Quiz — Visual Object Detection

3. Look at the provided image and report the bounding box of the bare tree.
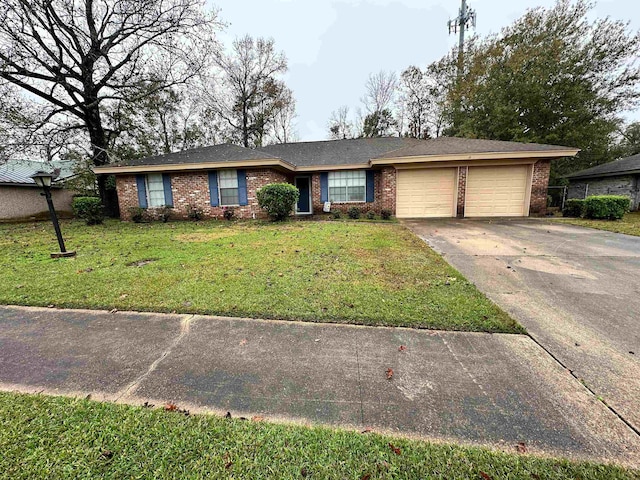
[362,70,398,114]
[272,87,298,144]
[208,35,292,148]
[327,106,354,139]
[399,66,430,139]
[0,0,221,213]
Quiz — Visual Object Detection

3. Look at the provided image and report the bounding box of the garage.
[396,168,457,218]
[465,165,530,217]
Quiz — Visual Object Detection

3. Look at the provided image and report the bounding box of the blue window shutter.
[320,172,329,202]
[136,174,147,208]
[208,171,219,207]
[366,170,375,203]
[162,173,173,207]
[237,169,248,206]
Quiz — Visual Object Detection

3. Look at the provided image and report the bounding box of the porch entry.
[295,176,312,215]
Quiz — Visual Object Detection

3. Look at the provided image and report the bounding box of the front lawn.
[555,211,640,237]
[0,392,635,479]
[0,219,519,333]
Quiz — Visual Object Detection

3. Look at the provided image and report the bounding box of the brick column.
[456,167,467,218]
[529,159,551,216]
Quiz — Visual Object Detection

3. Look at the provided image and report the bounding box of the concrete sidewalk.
[0,305,639,467]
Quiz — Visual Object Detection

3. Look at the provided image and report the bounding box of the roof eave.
[370,149,580,165]
[566,169,640,180]
[93,158,296,174]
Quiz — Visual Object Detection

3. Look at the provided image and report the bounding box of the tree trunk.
[86,105,119,217]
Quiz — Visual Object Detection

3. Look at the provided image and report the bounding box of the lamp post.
[31,171,76,258]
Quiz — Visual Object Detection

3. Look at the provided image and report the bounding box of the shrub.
[366,211,376,220]
[186,204,203,221]
[72,196,104,225]
[159,206,172,223]
[257,183,300,221]
[347,206,361,219]
[562,199,584,218]
[222,206,235,221]
[128,207,146,223]
[380,209,392,220]
[583,195,630,220]
[332,210,342,219]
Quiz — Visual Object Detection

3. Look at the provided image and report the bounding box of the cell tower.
[448,0,477,73]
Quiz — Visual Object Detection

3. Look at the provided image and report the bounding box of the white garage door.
[465,165,530,217]
[396,168,457,218]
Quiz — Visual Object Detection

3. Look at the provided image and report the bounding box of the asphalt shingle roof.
[259,137,420,166]
[374,136,574,159]
[565,153,640,179]
[112,143,281,167]
[0,160,75,186]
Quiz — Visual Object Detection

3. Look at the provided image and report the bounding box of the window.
[218,170,239,206]
[328,171,366,202]
[146,173,165,207]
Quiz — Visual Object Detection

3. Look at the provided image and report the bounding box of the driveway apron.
[404,218,640,437]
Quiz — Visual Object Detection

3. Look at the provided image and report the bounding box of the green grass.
[0,219,519,333]
[0,392,635,479]
[555,212,640,236]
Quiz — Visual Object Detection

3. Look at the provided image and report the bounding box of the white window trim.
[145,173,166,208]
[217,169,240,207]
[328,170,367,204]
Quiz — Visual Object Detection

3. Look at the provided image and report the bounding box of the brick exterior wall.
[309,168,396,215]
[116,168,290,221]
[456,166,467,218]
[529,159,551,216]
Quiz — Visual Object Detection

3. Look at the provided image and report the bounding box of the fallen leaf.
[480,472,492,480]
[119,293,128,299]
[142,401,154,408]
[398,345,407,351]
[47,304,54,308]
[225,411,232,419]
[100,450,114,460]
[109,308,118,314]
[388,443,401,455]
[361,428,373,434]
[164,403,178,412]
[386,368,394,380]
[239,338,247,346]
[361,474,371,480]
[225,461,233,470]
[251,415,264,422]
[301,467,309,477]
[516,442,527,453]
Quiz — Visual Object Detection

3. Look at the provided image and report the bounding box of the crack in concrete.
[115,314,194,401]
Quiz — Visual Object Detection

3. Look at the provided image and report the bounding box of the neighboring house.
[94,137,578,221]
[565,153,640,211]
[0,160,76,221]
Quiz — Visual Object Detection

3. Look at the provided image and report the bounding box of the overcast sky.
[209,0,640,141]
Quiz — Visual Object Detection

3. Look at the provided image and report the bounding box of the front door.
[295,177,312,215]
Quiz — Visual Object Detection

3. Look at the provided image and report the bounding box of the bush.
[347,206,361,219]
[159,206,172,223]
[72,196,104,225]
[186,204,203,221]
[583,195,630,220]
[128,207,146,223]
[222,207,235,221]
[380,209,392,220]
[366,211,376,220]
[332,210,342,219]
[257,183,300,221]
[562,199,585,218]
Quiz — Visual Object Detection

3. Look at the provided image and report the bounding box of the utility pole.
[448,0,477,75]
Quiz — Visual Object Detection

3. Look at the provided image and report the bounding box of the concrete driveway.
[404,218,640,436]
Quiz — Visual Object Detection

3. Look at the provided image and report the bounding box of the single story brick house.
[94,137,578,220]
[565,153,640,211]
